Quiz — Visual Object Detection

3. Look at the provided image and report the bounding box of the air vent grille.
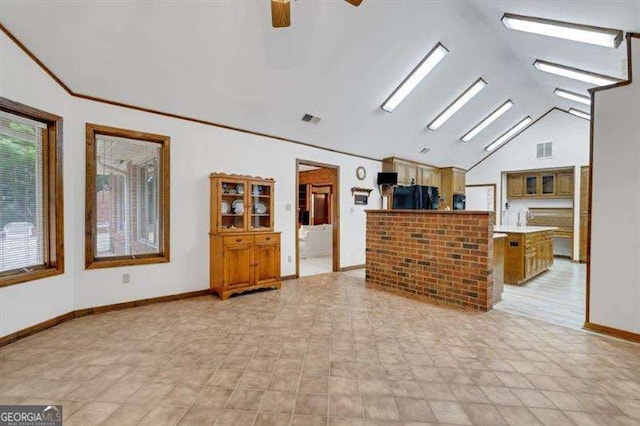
[301,113,321,125]
[536,142,552,159]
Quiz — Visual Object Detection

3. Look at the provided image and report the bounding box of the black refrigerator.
[393,185,440,210]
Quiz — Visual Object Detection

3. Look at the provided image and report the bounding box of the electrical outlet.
[122,273,130,284]
[287,255,292,263]
[285,203,292,211]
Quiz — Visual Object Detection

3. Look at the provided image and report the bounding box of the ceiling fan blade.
[271,0,291,28]
[345,0,363,6]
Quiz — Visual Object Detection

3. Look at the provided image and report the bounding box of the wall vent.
[301,113,321,124]
[536,142,552,159]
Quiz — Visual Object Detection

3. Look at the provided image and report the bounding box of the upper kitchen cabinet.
[382,157,440,187]
[439,167,466,209]
[556,171,574,196]
[506,168,574,199]
[507,174,524,198]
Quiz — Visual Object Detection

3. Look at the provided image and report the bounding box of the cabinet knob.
[265,237,271,241]
[235,238,242,242]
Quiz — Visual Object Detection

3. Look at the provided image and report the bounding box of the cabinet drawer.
[223,235,254,246]
[255,233,280,244]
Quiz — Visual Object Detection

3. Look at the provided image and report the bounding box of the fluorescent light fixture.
[502,13,623,48]
[534,60,620,86]
[568,108,591,120]
[428,78,487,130]
[381,43,449,112]
[485,116,533,152]
[461,99,514,142]
[554,88,591,105]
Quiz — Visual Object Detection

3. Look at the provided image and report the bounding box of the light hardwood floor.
[1,270,638,425]
[494,259,586,330]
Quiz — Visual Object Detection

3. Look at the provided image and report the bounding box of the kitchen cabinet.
[525,175,539,196]
[506,168,574,199]
[382,157,441,188]
[541,174,555,195]
[500,228,554,285]
[439,167,466,209]
[579,166,590,262]
[210,173,281,299]
[557,172,574,196]
[507,174,524,198]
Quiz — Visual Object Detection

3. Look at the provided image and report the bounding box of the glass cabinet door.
[525,175,538,196]
[541,174,555,195]
[219,179,247,232]
[249,183,273,231]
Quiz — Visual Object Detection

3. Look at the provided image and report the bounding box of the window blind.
[0,111,46,273]
[95,134,161,258]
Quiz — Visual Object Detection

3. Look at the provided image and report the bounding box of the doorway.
[295,160,339,277]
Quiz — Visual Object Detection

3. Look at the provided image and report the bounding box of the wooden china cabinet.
[209,173,281,300]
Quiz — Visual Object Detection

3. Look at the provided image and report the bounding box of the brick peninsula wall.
[366,210,495,311]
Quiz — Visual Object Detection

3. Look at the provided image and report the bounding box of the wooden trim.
[0,20,380,163]
[466,108,560,172]
[74,289,210,317]
[0,22,73,95]
[281,274,297,281]
[0,96,65,288]
[0,312,74,347]
[0,289,210,348]
[583,322,640,344]
[339,264,365,272]
[85,123,170,269]
[585,33,639,324]
[295,159,340,277]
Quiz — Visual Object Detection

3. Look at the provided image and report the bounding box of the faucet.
[517,208,533,227]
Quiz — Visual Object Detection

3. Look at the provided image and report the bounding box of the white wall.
[589,36,640,334]
[0,29,381,335]
[466,109,590,259]
[0,29,75,337]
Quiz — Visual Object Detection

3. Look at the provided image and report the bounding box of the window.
[86,124,170,269]
[0,97,64,287]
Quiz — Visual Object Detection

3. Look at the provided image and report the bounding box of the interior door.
[223,243,253,289]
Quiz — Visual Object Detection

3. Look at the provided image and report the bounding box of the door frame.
[465,183,497,224]
[295,159,340,277]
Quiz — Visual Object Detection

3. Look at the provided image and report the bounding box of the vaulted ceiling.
[1,0,638,168]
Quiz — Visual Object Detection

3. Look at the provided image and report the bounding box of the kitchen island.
[366,210,496,311]
[494,225,558,285]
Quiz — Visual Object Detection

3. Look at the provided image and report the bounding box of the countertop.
[493,233,508,239]
[493,225,558,234]
[366,209,491,215]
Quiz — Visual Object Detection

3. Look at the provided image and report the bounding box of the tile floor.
[495,259,586,330]
[1,272,639,425]
[299,255,333,277]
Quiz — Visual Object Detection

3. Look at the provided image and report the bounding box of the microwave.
[452,194,466,210]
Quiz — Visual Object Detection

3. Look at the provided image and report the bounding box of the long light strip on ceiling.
[485,116,533,152]
[554,88,591,105]
[568,108,591,120]
[428,78,487,130]
[381,43,449,112]
[502,13,623,48]
[534,60,620,86]
[461,99,514,142]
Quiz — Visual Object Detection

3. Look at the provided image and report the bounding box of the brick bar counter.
[366,210,495,311]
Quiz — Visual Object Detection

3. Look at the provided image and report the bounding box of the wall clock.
[356,166,366,180]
